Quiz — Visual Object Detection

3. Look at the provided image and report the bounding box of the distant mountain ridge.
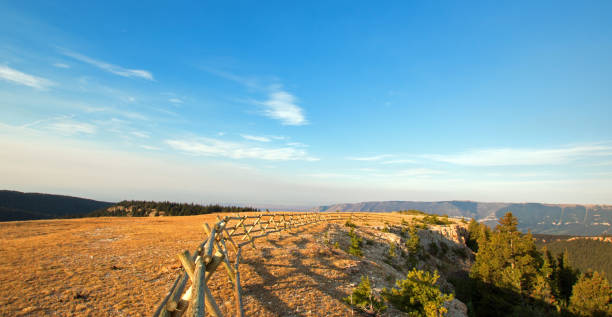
[0,190,114,221]
[316,200,612,235]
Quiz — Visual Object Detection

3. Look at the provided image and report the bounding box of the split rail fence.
[152,212,401,317]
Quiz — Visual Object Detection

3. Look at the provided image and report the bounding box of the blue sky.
[1,1,612,206]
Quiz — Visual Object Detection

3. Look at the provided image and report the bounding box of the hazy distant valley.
[3,190,612,236]
[318,200,612,236]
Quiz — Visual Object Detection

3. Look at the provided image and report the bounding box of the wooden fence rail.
[152,212,402,317]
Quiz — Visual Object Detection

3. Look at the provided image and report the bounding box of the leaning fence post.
[216,216,239,251]
[240,217,256,249]
[203,224,218,264]
[234,247,244,317]
[204,224,236,283]
[219,238,236,284]
[190,257,206,317]
[154,272,182,317]
[178,251,196,282]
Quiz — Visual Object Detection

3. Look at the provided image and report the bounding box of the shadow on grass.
[241,220,579,317]
[240,223,355,316]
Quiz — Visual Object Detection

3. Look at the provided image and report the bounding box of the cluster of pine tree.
[537,238,612,282]
[458,212,612,316]
[88,200,258,217]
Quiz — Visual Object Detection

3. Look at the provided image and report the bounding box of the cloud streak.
[130,131,150,138]
[381,159,416,164]
[60,50,154,80]
[140,145,160,151]
[347,154,393,161]
[241,134,271,142]
[165,137,318,161]
[204,67,260,89]
[0,65,54,89]
[397,168,445,177]
[47,120,97,135]
[259,89,307,126]
[426,145,612,166]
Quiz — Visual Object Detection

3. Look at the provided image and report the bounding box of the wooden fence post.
[203,223,236,284]
[189,257,206,317]
[234,247,244,317]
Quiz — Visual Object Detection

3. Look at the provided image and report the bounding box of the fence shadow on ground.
[152,212,449,317]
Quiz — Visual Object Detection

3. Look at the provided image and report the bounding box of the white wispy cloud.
[241,134,271,142]
[53,63,70,69]
[206,69,307,125]
[169,98,183,104]
[17,115,97,136]
[91,117,130,135]
[140,145,160,151]
[60,49,154,80]
[356,168,380,172]
[131,131,150,138]
[259,89,307,125]
[426,145,612,166]
[19,115,72,129]
[203,67,260,89]
[397,168,445,177]
[347,154,393,161]
[83,106,148,121]
[591,160,612,166]
[287,142,308,148]
[0,65,54,89]
[47,120,97,135]
[165,137,318,161]
[381,159,416,164]
[306,172,360,180]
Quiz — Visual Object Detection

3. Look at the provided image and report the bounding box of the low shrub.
[388,243,397,258]
[348,228,363,257]
[344,276,387,314]
[421,215,452,226]
[382,268,453,316]
[397,210,427,216]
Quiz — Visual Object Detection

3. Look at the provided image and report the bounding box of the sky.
[1,1,612,206]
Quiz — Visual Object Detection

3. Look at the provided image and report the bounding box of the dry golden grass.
[0,215,218,316]
[0,214,360,316]
[0,213,466,316]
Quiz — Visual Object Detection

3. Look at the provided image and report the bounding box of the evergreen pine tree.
[569,271,612,317]
[382,268,453,317]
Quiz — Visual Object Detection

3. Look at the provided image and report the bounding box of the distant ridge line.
[315,200,612,236]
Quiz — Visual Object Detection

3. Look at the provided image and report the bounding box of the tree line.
[88,200,259,217]
[536,238,612,282]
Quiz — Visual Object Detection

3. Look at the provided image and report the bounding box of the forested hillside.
[536,238,612,282]
[89,200,259,217]
[0,190,113,221]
